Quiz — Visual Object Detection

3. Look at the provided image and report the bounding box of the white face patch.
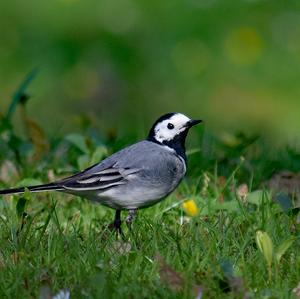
[154,113,191,143]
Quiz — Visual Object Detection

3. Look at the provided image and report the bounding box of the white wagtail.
[0,113,202,231]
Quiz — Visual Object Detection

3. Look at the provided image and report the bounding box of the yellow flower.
[182,199,198,217]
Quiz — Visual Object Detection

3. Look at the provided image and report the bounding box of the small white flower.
[52,289,70,299]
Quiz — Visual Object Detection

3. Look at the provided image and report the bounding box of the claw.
[125,209,137,229]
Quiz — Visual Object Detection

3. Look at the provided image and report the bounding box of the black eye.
[167,123,174,130]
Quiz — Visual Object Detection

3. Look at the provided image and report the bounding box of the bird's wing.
[60,165,140,191]
[57,140,182,192]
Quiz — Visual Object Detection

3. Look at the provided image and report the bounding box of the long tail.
[0,182,64,196]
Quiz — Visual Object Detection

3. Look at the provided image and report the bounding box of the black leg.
[113,210,122,234]
[125,209,137,228]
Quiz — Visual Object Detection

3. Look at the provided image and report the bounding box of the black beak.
[186,119,202,128]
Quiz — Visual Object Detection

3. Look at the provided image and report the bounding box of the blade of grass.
[6,68,38,120]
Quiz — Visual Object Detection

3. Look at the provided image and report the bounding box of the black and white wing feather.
[61,166,140,191]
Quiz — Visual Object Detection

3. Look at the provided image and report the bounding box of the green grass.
[0,85,299,298]
[0,164,299,298]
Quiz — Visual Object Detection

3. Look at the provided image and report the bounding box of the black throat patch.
[147,130,188,161]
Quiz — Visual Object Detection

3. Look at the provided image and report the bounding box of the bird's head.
[147,112,202,157]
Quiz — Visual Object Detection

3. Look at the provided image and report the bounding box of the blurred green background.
[1,0,300,143]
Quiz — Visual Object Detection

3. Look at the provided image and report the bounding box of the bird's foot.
[108,209,137,237]
[108,210,124,237]
[113,218,122,235]
[125,209,137,230]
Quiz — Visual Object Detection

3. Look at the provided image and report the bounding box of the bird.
[0,112,202,232]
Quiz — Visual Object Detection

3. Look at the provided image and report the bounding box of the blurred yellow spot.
[219,132,240,147]
[182,199,198,216]
[172,39,210,76]
[224,27,264,65]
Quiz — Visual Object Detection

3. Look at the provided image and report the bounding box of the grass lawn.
[0,82,299,298]
[0,135,299,299]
